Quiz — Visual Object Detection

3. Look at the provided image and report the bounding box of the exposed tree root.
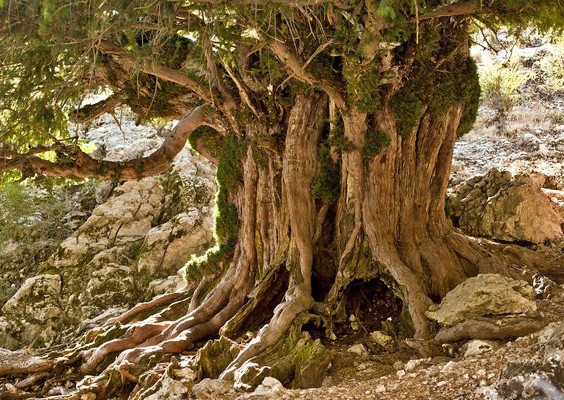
[220,283,314,380]
[435,317,548,343]
[0,358,56,376]
[103,289,190,327]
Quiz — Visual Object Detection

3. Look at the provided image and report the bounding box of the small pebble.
[393,361,404,370]
[441,361,456,372]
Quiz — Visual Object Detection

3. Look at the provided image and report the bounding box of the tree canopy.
[0,0,561,183]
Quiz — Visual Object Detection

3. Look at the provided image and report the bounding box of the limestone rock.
[190,378,233,399]
[234,362,273,392]
[141,374,190,400]
[347,343,369,357]
[450,169,564,243]
[369,331,394,351]
[475,322,564,400]
[238,377,292,399]
[428,274,537,327]
[0,275,63,349]
[463,340,499,357]
[137,209,212,276]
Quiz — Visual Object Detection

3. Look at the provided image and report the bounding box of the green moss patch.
[343,56,381,113]
[311,143,340,203]
[248,314,332,389]
[391,34,481,139]
[364,129,391,160]
[215,136,246,246]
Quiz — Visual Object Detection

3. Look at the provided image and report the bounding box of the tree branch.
[69,93,122,124]
[435,317,547,343]
[268,38,346,109]
[202,31,232,104]
[414,0,478,21]
[0,105,224,180]
[98,41,216,105]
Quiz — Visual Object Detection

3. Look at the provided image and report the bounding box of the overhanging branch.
[0,105,224,180]
[70,93,123,124]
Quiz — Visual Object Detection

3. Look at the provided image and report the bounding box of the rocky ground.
[213,291,564,400]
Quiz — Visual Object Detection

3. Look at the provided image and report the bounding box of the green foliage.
[250,51,286,88]
[377,0,398,21]
[0,181,95,251]
[343,56,381,112]
[539,38,564,92]
[375,0,415,43]
[0,279,16,306]
[215,136,245,246]
[311,143,340,203]
[483,0,564,34]
[183,245,231,283]
[479,59,534,117]
[122,73,189,122]
[0,183,33,246]
[364,129,391,160]
[156,35,193,70]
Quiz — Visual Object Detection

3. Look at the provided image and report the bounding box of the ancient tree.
[0,0,561,398]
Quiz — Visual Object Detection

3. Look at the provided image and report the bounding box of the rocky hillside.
[0,111,217,349]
